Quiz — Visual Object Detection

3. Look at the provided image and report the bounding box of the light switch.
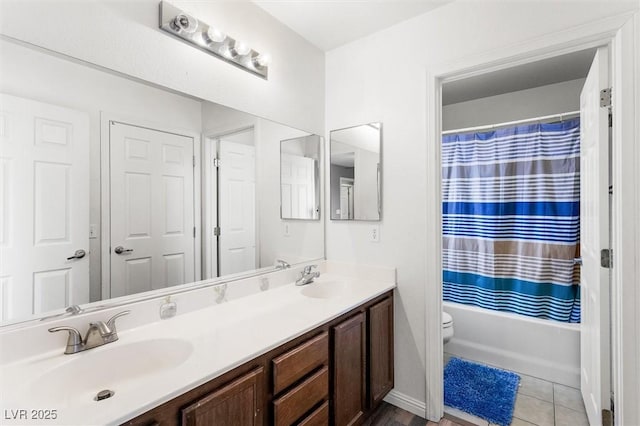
[283,222,290,237]
[89,224,98,239]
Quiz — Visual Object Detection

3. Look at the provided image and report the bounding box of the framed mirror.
[280,136,321,220]
[0,38,324,327]
[330,122,382,221]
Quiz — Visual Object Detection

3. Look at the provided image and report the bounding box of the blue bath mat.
[444,357,520,426]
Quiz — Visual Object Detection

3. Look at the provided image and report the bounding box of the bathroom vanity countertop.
[0,273,395,425]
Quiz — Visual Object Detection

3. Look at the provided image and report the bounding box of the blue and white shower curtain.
[442,118,581,323]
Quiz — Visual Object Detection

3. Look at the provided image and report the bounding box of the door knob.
[67,249,86,260]
[114,246,133,255]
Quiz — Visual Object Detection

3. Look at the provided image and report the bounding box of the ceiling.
[253,0,450,51]
[443,48,597,105]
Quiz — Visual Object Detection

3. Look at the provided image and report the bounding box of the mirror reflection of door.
[339,178,354,220]
[330,123,381,221]
[281,154,316,219]
[280,135,321,221]
[217,129,257,276]
[0,94,90,320]
[109,121,195,298]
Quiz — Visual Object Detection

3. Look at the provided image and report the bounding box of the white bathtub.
[443,301,580,388]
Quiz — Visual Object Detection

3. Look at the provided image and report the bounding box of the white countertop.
[0,269,395,425]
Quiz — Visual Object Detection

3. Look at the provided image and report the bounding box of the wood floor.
[365,402,464,426]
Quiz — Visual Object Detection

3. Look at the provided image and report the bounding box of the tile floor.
[444,353,590,426]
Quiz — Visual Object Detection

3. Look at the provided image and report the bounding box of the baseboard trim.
[383,389,427,418]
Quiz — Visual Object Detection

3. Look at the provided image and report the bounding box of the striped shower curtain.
[442,118,581,323]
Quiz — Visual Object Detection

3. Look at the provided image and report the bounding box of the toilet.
[443,311,454,344]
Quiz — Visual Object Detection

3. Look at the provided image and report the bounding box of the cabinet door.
[368,297,394,407]
[181,367,264,426]
[333,312,366,426]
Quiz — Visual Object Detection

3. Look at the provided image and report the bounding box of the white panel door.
[580,46,610,426]
[281,153,316,219]
[218,140,256,276]
[109,122,194,297]
[0,93,89,321]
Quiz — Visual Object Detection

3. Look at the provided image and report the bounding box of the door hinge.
[193,156,196,167]
[193,227,196,238]
[601,249,612,268]
[213,158,221,168]
[214,226,220,236]
[600,88,612,108]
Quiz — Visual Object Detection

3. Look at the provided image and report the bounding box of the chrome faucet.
[295,265,320,286]
[48,310,130,354]
[275,259,291,269]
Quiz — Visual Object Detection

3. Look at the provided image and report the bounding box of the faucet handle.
[106,310,130,332]
[275,259,291,269]
[48,326,83,354]
[303,264,318,274]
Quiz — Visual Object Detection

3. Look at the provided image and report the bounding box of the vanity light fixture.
[159,1,270,79]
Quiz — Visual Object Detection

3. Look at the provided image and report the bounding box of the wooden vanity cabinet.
[123,291,393,426]
[333,313,367,426]
[181,367,264,426]
[367,297,394,407]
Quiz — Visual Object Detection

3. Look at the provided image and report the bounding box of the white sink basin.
[300,280,347,299]
[29,338,193,403]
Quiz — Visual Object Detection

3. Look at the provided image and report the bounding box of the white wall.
[0,39,203,302]
[0,0,325,135]
[202,102,257,136]
[443,78,585,131]
[325,0,639,413]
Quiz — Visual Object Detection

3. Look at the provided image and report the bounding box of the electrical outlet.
[370,225,380,242]
[283,222,290,237]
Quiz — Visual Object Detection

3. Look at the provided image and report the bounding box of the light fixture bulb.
[254,53,271,68]
[172,13,198,34]
[233,41,251,56]
[206,27,226,43]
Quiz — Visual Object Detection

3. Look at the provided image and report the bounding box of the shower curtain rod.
[441,110,580,135]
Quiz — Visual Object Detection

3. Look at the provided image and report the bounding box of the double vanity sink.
[0,265,396,425]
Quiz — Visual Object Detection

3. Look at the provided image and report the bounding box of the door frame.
[339,177,354,220]
[100,112,202,300]
[202,125,258,279]
[424,11,640,424]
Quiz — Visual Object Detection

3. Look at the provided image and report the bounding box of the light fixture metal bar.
[159,1,269,79]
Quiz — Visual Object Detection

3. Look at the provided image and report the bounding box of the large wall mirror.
[330,123,382,221]
[0,38,324,326]
[280,136,321,220]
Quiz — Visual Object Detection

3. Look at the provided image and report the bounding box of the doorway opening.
[439,46,611,426]
[203,127,257,279]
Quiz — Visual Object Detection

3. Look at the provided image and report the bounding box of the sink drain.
[94,389,115,401]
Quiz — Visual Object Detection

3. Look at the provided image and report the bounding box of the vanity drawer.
[273,366,329,426]
[272,331,328,394]
[298,401,329,426]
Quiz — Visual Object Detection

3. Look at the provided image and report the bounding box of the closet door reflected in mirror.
[330,123,382,221]
[280,136,321,220]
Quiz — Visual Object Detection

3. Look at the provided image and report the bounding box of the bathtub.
[443,301,580,388]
